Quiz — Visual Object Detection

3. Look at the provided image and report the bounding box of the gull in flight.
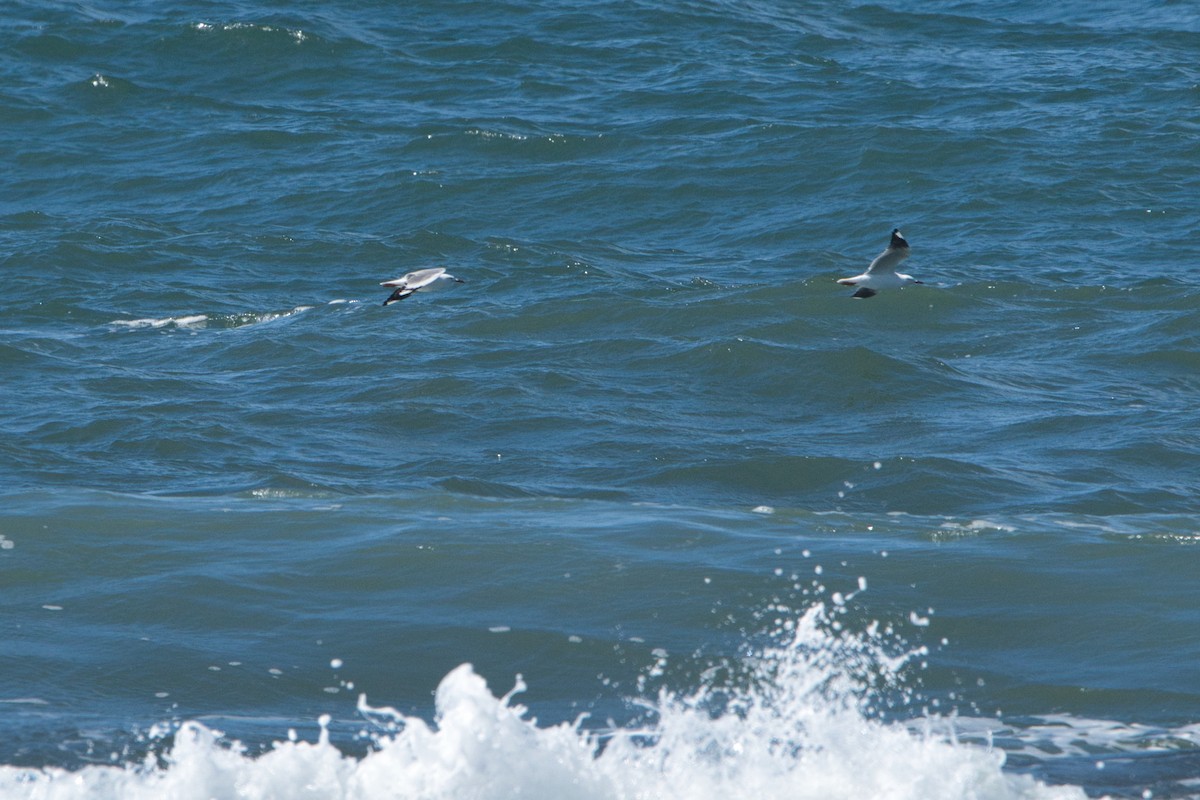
[380,267,464,305]
[837,229,922,298]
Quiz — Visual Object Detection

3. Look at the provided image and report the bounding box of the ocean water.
[2,0,1200,797]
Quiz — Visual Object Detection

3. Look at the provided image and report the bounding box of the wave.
[107,302,357,332]
[0,600,1086,800]
[109,314,210,329]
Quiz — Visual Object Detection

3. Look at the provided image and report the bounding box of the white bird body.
[836,229,922,298]
[380,267,464,305]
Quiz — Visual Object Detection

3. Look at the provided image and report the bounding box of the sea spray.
[0,599,1084,800]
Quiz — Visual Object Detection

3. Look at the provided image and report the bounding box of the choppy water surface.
[2,1,1200,797]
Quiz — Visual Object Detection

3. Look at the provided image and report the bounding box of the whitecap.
[0,602,1086,800]
[109,314,208,329]
[225,306,313,327]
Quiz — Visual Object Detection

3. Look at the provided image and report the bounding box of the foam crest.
[0,603,1086,800]
[223,306,314,327]
[191,21,309,44]
[589,604,1082,800]
[109,306,320,332]
[109,314,209,329]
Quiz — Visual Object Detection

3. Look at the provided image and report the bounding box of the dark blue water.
[3,2,1200,797]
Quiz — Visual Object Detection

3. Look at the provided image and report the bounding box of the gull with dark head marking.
[380,267,464,305]
[837,229,923,298]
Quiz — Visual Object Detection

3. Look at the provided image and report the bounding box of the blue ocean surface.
[2,0,1200,797]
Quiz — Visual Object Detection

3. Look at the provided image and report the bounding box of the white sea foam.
[109,314,209,329]
[110,306,317,332]
[226,306,313,327]
[952,713,1200,760]
[0,602,1087,800]
[191,21,308,43]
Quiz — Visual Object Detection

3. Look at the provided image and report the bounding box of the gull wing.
[383,287,417,305]
[402,267,446,289]
[865,229,909,274]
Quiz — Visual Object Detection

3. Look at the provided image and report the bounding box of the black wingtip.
[383,288,412,305]
[889,228,909,249]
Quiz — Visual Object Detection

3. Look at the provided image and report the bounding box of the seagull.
[380,267,464,305]
[836,229,922,298]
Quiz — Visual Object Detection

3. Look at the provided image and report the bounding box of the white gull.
[836,228,922,298]
[380,267,464,305]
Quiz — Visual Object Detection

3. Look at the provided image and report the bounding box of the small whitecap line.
[110,305,318,331]
[227,306,313,327]
[937,519,1017,534]
[190,21,307,43]
[466,128,528,141]
[110,314,208,329]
